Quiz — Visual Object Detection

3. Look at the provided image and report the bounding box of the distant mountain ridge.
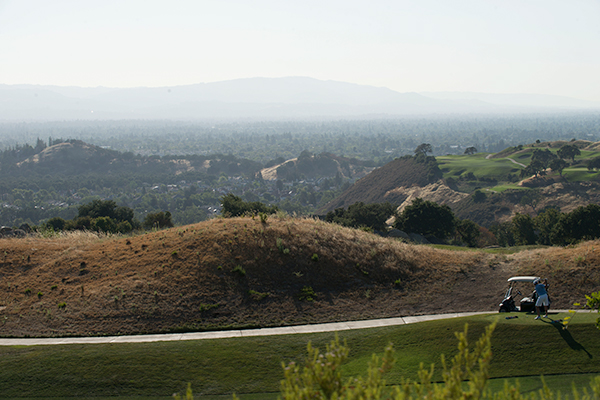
[1,77,599,120]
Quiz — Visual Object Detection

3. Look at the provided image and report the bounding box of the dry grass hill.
[1,216,599,337]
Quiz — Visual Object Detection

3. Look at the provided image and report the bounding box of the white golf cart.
[498,276,540,313]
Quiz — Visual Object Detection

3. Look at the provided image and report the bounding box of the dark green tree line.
[394,198,456,239]
[325,202,396,231]
[492,204,600,246]
[220,194,278,217]
[42,200,174,234]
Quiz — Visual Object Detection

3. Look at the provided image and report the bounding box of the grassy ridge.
[1,313,599,398]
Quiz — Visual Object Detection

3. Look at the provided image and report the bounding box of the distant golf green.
[437,147,600,186]
[563,165,600,182]
[1,313,598,399]
[437,153,521,180]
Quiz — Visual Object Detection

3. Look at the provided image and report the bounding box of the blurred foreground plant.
[586,291,600,330]
[562,291,600,331]
[279,323,496,400]
[174,320,600,400]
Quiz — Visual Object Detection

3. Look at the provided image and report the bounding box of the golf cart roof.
[507,276,540,283]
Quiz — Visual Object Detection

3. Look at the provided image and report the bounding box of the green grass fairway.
[1,313,599,399]
[563,165,600,182]
[437,149,600,188]
[437,154,521,180]
[577,150,600,159]
[487,373,600,396]
[487,184,525,192]
[7,395,279,400]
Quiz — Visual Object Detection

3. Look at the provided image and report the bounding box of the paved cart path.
[1,310,582,346]
[0,312,494,346]
[506,157,526,167]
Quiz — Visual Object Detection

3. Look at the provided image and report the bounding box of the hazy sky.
[1,0,599,101]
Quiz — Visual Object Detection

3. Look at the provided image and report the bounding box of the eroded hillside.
[319,156,440,213]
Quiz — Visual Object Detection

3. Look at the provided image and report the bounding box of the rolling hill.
[259,152,373,181]
[1,216,598,337]
[317,156,438,213]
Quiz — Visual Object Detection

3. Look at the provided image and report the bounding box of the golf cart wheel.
[499,307,508,313]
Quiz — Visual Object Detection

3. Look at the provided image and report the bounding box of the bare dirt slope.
[388,181,470,214]
[318,157,431,213]
[1,217,598,337]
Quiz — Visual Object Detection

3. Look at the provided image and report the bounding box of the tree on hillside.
[490,221,516,247]
[326,202,396,231]
[587,157,600,171]
[412,150,443,182]
[220,193,278,217]
[520,149,557,178]
[511,213,537,245]
[455,219,480,247]
[45,216,66,231]
[534,207,562,245]
[464,146,477,155]
[394,198,455,239]
[463,171,476,181]
[91,216,117,233]
[549,158,568,177]
[557,144,581,162]
[143,211,173,230]
[78,199,135,226]
[553,204,600,244]
[414,143,432,156]
[532,148,556,169]
[472,190,486,203]
[520,158,546,178]
[42,199,139,234]
[78,199,119,219]
[519,190,541,214]
[76,199,138,232]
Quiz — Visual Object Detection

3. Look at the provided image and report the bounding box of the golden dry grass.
[0,216,598,337]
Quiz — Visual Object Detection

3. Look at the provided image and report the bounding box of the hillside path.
[485,153,526,167]
[505,157,526,168]
[0,312,495,346]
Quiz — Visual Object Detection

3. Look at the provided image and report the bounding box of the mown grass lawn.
[1,313,598,399]
[437,148,600,188]
[487,184,525,192]
[563,165,600,182]
[487,373,600,395]
[437,154,521,181]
